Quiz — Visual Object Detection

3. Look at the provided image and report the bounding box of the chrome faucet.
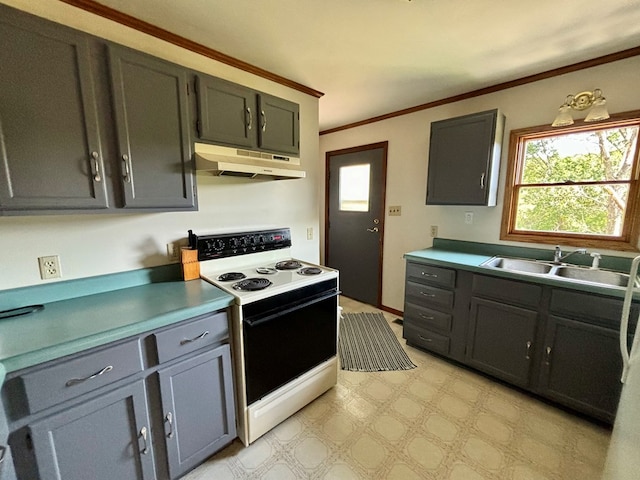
[553,245,587,265]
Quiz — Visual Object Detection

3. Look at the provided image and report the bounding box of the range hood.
[194,143,305,180]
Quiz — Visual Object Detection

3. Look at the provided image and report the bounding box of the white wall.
[320,56,640,311]
[0,0,321,290]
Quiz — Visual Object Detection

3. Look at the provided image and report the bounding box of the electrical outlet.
[166,242,181,262]
[306,227,314,240]
[38,255,61,280]
[430,225,438,238]
[388,205,402,216]
[465,212,474,224]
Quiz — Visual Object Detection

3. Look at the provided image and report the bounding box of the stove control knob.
[229,238,239,248]
[239,237,249,248]
[213,239,225,251]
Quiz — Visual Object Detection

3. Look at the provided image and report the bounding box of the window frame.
[500,110,640,251]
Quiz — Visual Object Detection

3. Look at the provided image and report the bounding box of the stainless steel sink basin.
[481,255,638,289]
[481,256,554,274]
[553,266,635,287]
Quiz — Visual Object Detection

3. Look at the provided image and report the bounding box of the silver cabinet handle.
[421,272,438,278]
[480,172,486,189]
[366,227,379,233]
[165,412,174,438]
[261,110,267,132]
[180,330,209,345]
[122,154,131,183]
[246,107,253,130]
[0,445,6,464]
[419,314,435,320]
[140,426,149,455]
[525,341,532,360]
[91,151,101,182]
[544,346,552,365]
[418,335,433,342]
[65,365,113,387]
[420,292,436,297]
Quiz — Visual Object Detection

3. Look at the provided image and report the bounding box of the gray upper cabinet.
[109,45,195,209]
[195,74,300,156]
[0,8,108,211]
[0,5,196,215]
[426,109,505,206]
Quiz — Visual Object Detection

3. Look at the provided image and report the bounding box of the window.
[339,164,370,212]
[501,111,640,251]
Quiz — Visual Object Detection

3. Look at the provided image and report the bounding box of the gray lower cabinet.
[0,403,17,480]
[195,74,300,156]
[0,7,108,211]
[28,380,155,480]
[3,311,236,480]
[158,345,235,479]
[0,4,196,215]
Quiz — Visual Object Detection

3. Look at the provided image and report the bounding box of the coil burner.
[232,278,273,291]
[275,260,303,270]
[298,267,322,276]
[218,272,247,282]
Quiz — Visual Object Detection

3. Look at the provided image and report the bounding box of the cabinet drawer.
[472,274,542,308]
[404,323,450,356]
[405,281,454,311]
[406,263,456,288]
[550,290,639,329]
[404,302,452,334]
[21,339,143,414]
[155,311,229,363]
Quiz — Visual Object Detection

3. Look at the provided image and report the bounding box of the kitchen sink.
[480,255,638,288]
[481,256,554,274]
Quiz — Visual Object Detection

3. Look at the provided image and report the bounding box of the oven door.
[242,279,338,405]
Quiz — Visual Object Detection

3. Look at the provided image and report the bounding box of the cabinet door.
[466,297,538,387]
[158,345,236,479]
[109,45,195,209]
[426,109,503,206]
[28,380,155,480]
[538,316,625,422]
[0,7,108,211]
[0,403,17,480]
[195,75,256,148]
[257,93,300,155]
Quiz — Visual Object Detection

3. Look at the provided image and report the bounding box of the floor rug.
[339,312,417,372]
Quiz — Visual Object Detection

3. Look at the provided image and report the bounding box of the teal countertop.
[0,266,234,374]
[405,238,639,299]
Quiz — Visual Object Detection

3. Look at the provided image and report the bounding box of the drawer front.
[21,338,143,414]
[406,281,454,311]
[404,323,450,356]
[155,311,229,363]
[472,274,542,308]
[407,262,456,288]
[404,302,452,334]
[550,290,639,329]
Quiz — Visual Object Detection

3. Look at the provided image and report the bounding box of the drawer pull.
[419,314,435,320]
[180,330,210,345]
[421,272,438,278]
[420,292,436,298]
[418,335,433,342]
[65,365,113,387]
[140,426,149,455]
[544,346,552,365]
[525,341,532,360]
[0,445,6,463]
[165,412,174,438]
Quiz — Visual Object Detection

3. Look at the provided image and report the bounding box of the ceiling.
[92,0,640,132]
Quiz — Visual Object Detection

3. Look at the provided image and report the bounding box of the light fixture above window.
[551,88,610,127]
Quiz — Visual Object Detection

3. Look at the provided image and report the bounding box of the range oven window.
[242,279,338,405]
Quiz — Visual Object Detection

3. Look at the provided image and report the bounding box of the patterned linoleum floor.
[184,297,611,480]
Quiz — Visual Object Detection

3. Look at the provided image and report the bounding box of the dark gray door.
[109,45,195,209]
[257,93,300,155]
[158,345,236,479]
[326,142,387,306]
[466,297,538,387]
[29,380,155,480]
[0,7,108,211]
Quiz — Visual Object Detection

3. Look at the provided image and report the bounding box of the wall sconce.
[551,88,610,127]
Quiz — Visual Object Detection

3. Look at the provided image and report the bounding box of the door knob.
[367,227,379,233]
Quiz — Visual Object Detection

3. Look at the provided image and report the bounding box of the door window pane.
[339,164,370,212]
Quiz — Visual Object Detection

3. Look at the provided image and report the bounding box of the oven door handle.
[243,290,340,327]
